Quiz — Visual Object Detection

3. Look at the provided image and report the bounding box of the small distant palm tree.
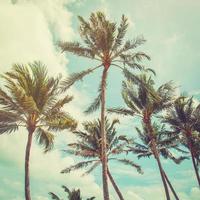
[61,118,142,200]
[0,62,77,200]
[59,11,150,200]
[108,73,179,200]
[49,185,95,200]
[128,123,187,200]
[164,96,200,186]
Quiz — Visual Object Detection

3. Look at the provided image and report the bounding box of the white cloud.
[0,132,102,199]
[0,0,70,75]
[0,0,102,199]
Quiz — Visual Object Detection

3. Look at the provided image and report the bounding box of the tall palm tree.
[164,96,200,186]
[108,73,179,200]
[61,118,142,200]
[0,62,77,200]
[59,11,150,200]
[49,185,95,200]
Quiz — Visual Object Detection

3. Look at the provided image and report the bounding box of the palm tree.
[164,96,200,186]
[128,123,187,200]
[49,185,95,200]
[108,73,179,200]
[59,11,150,200]
[61,118,142,200]
[0,62,77,200]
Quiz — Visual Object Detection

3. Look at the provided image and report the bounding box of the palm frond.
[48,192,61,200]
[0,123,18,134]
[62,185,71,195]
[0,88,24,113]
[112,15,128,51]
[60,66,101,92]
[116,158,143,174]
[46,114,77,131]
[84,93,101,114]
[61,160,97,174]
[58,41,95,59]
[82,161,100,176]
[0,110,23,123]
[113,36,146,59]
[107,107,135,116]
[36,127,54,152]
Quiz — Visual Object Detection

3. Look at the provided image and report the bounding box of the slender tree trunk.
[101,68,109,200]
[25,130,33,200]
[155,154,171,200]
[144,117,170,200]
[107,168,124,200]
[190,148,200,187]
[163,171,179,200]
[187,135,200,187]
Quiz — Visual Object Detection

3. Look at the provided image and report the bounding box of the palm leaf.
[58,41,95,59]
[107,107,135,116]
[0,123,18,134]
[60,66,101,92]
[48,192,61,200]
[61,160,97,174]
[112,15,128,51]
[36,127,54,152]
[116,158,143,174]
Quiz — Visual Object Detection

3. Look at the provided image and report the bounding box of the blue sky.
[0,0,200,200]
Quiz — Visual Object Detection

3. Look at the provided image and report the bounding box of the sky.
[0,0,200,200]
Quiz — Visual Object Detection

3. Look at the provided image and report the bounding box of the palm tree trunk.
[163,171,179,200]
[107,168,124,200]
[155,151,170,200]
[145,119,170,200]
[190,149,200,186]
[25,130,33,200]
[101,68,109,200]
[187,136,200,187]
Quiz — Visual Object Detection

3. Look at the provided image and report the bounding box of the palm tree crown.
[128,123,187,163]
[59,11,151,110]
[164,96,200,186]
[108,73,175,122]
[61,118,142,174]
[0,61,77,148]
[49,185,95,200]
[61,118,142,200]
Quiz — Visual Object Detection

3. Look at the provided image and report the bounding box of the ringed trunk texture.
[107,168,125,200]
[101,68,110,200]
[163,171,179,200]
[25,130,34,200]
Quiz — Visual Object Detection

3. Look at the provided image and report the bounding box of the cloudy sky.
[0,0,200,200]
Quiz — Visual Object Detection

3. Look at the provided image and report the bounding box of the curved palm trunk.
[190,148,200,186]
[143,117,170,200]
[25,131,33,200]
[155,154,171,200]
[101,68,109,200]
[107,168,124,200]
[187,135,200,187]
[143,116,170,200]
[163,170,179,200]
[145,118,170,200]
